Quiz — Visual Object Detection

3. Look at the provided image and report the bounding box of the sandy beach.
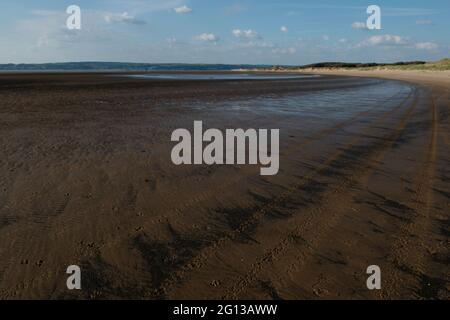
[0,71,448,299]
[300,69,450,88]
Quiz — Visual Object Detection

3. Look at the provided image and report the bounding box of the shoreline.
[305,69,450,88]
[252,69,450,88]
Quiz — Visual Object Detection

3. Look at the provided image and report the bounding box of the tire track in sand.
[142,86,418,298]
[136,87,414,229]
[98,86,413,250]
[381,91,446,299]
[215,85,420,300]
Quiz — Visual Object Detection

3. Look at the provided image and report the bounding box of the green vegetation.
[268,59,450,72]
[355,58,450,71]
[303,61,426,69]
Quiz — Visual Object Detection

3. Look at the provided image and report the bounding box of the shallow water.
[189,79,413,121]
[152,78,415,150]
[127,73,320,80]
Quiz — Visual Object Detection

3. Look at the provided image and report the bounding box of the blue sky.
[0,0,448,64]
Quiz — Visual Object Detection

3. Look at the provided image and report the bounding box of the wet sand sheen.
[0,73,448,299]
[126,73,319,80]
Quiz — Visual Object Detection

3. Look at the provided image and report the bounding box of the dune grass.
[354,59,450,71]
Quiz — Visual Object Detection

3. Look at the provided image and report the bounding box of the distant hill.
[0,62,269,71]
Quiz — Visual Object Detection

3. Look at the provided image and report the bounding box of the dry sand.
[0,72,448,299]
[301,69,450,88]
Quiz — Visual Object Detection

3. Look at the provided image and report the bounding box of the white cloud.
[195,33,219,42]
[5,9,140,63]
[280,26,288,33]
[360,34,408,47]
[322,35,330,41]
[112,0,185,13]
[356,34,439,52]
[174,5,192,14]
[232,29,259,39]
[414,42,438,50]
[104,12,146,25]
[20,10,115,46]
[339,38,348,43]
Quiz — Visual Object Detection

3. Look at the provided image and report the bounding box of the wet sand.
[0,72,448,299]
